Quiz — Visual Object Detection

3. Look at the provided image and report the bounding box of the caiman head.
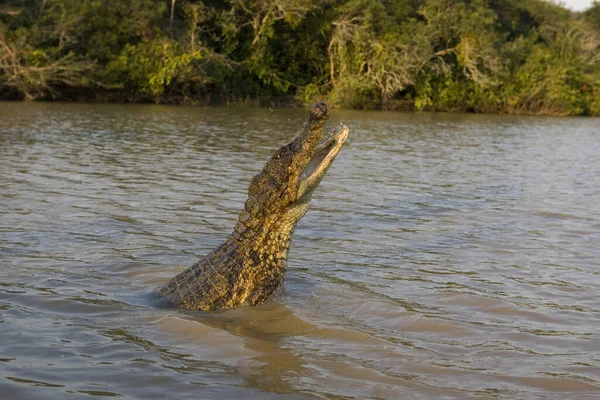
[233,102,349,240]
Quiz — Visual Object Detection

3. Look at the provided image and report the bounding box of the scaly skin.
[159,102,349,311]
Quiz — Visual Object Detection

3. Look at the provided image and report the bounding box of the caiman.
[159,102,349,311]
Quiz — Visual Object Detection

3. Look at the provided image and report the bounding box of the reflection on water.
[1,102,599,399]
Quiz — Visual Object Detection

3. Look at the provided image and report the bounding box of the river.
[1,102,599,399]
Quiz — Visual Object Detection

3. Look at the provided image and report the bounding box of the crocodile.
[159,102,349,311]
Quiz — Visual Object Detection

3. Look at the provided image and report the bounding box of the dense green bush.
[1,0,598,115]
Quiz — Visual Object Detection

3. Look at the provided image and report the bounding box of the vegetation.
[1,0,599,115]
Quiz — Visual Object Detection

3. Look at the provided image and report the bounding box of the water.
[1,102,599,399]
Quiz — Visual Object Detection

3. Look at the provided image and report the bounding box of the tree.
[0,1,94,100]
[0,0,598,114]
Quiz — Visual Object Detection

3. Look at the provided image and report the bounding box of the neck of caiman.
[196,202,308,308]
[229,208,298,277]
[159,206,300,311]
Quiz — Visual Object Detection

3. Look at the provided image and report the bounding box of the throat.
[231,211,295,265]
[229,209,296,279]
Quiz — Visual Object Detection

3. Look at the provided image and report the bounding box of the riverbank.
[4,93,599,117]
[1,0,599,116]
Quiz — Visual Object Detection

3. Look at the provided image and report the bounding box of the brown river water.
[1,102,599,399]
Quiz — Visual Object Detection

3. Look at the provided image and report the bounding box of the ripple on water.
[1,103,600,399]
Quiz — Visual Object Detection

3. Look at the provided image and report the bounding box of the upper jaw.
[297,123,349,200]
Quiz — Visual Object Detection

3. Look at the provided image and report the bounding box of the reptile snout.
[310,102,329,120]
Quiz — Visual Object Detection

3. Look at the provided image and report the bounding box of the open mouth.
[298,124,349,198]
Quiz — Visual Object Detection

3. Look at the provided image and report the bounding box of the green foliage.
[502,16,600,116]
[108,38,201,98]
[584,1,600,30]
[69,0,166,62]
[0,0,599,115]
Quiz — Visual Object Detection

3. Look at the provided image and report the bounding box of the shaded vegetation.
[1,0,599,115]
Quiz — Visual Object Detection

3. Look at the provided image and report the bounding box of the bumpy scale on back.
[159,102,349,311]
